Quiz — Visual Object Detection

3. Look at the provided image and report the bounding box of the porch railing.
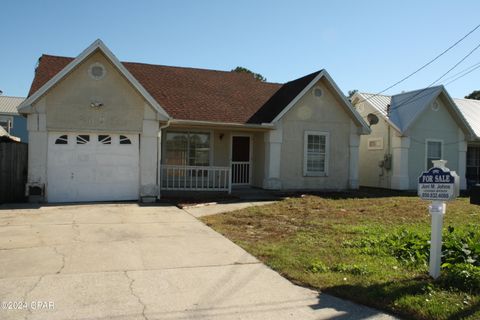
[232,161,250,185]
[160,165,231,193]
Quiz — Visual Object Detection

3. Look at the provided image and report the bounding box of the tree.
[231,66,266,82]
[347,89,358,99]
[465,90,480,100]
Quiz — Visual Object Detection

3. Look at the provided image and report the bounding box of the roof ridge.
[358,92,392,98]
[0,95,25,99]
[40,54,283,85]
[454,97,480,102]
[392,85,443,97]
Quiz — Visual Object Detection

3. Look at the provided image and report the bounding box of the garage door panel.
[96,154,137,166]
[47,132,140,202]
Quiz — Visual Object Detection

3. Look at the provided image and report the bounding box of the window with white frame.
[304,131,329,176]
[165,132,210,166]
[426,140,442,169]
[0,116,13,133]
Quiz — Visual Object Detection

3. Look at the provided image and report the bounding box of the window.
[313,87,323,97]
[119,135,132,145]
[368,138,383,150]
[426,140,442,169]
[467,146,480,186]
[55,135,68,144]
[304,131,329,176]
[0,116,13,133]
[165,132,210,166]
[76,135,90,144]
[98,135,111,144]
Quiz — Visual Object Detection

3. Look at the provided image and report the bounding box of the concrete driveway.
[0,203,396,320]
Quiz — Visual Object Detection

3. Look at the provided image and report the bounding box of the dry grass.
[202,191,480,320]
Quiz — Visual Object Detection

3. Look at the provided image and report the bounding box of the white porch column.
[391,135,410,190]
[26,100,48,202]
[348,122,360,189]
[458,128,467,190]
[139,105,160,202]
[263,123,283,190]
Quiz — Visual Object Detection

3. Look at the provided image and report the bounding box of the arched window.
[76,135,90,144]
[55,135,68,144]
[98,135,112,144]
[120,135,132,145]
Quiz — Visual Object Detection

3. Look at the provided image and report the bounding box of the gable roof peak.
[18,39,170,120]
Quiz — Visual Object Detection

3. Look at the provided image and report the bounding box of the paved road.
[0,203,397,319]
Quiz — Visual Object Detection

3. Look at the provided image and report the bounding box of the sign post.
[417,160,459,279]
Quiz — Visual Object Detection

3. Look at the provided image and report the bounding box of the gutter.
[165,119,275,131]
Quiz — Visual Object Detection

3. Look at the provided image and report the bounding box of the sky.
[1,0,480,99]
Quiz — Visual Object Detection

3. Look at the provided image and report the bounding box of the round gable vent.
[431,101,440,111]
[88,62,106,80]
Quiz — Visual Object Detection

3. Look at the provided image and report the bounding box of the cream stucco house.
[351,86,475,191]
[18,39,370,203]
[453,97,480,187]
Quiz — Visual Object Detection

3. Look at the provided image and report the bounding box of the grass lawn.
[201,190,480,320]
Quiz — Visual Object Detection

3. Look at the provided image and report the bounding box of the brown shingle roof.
[28,54,320,124]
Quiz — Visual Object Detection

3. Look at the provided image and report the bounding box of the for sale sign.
[418,167,458,201]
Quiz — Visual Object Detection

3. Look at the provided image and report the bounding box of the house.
[351,86,475,191]
[453,98,480,186]
[0,125,19,142]
[18,39,370,203]
[0,95,27,142]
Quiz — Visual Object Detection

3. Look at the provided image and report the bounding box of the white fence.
[160,165,231,193]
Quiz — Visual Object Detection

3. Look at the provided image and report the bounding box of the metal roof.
[357,86,474,138]
[356,92,391,117]
[454,98,480,139]
[0,96,25,115]
[389,86,443,132]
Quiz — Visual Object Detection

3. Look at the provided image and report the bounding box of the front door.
[231,136,251,185]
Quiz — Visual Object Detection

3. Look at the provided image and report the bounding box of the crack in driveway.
[53,247,66,274]
[21,274,45,320]
[124,271,148,320]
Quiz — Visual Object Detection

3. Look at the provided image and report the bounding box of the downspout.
[157,119,172,199]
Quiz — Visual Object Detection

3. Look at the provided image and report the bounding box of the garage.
[47,132,139,202]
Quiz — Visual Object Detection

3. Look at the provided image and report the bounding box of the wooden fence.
[0,142,28,203]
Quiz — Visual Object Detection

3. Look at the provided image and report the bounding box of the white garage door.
[47,132,139,202]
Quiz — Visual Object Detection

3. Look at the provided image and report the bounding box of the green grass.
[201,191,480,320]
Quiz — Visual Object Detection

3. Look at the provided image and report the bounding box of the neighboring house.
[18,39,370,203]
[453,98,480,186]
[0,95,27,142]
[351,86,475,191]
[0,125,20,142]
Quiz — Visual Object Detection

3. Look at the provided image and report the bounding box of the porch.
[159,126,268,193]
